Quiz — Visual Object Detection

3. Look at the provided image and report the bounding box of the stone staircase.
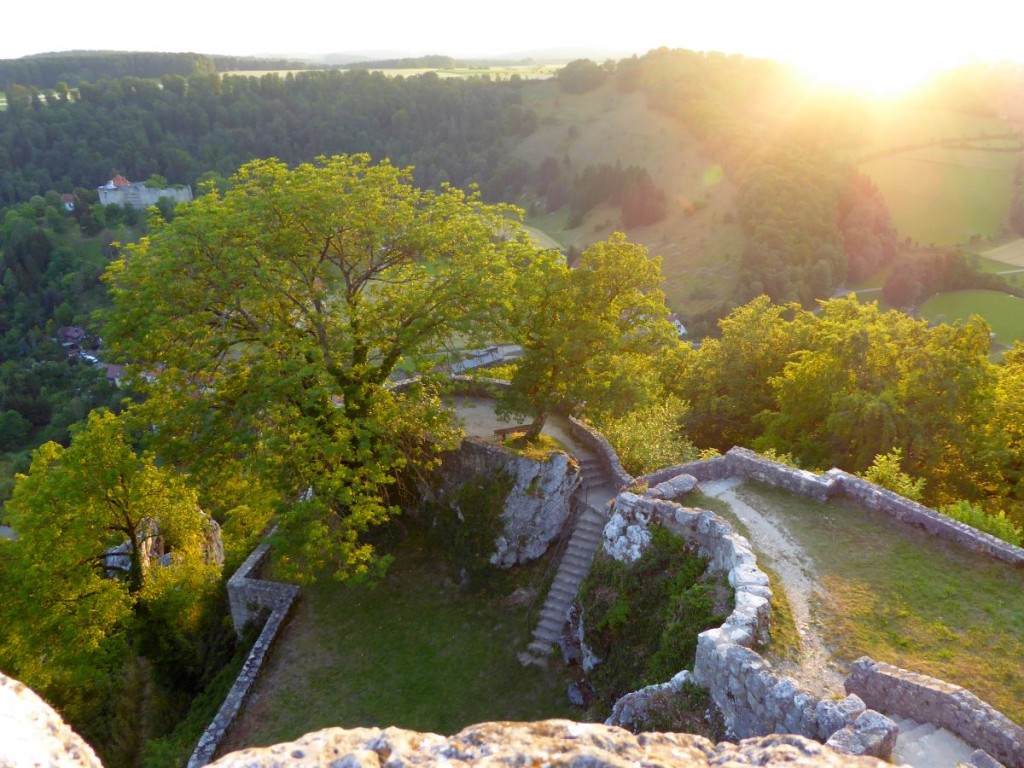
[890,717,975,768]
[525,454,616,657]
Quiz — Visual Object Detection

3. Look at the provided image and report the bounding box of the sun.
[793,55,938,98]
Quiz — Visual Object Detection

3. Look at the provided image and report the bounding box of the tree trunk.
[524,411,548,442]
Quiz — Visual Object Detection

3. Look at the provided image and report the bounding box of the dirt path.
[700,478,846,698]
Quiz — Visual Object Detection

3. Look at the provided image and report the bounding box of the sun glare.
[795,56,937,97]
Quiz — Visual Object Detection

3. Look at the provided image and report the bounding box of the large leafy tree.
[0,409,218,750]
[500,232,679,438]
[103,154,536,580]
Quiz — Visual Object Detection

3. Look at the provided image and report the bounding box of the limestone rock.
[208,720,897,767]
[644,473,698,500]
[824,710,898,760]
[0,672,102,768]
[816,695,867,740]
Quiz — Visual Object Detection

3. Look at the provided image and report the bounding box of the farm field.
[981,237,1024,268]
[920,289,1024,347]
[860,146,1019,246]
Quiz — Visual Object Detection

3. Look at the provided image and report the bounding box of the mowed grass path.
[920,289,1024,347]
[735,483,1024,725]
[218,535,578,755]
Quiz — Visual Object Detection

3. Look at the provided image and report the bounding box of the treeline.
[671,296,1024,524]
[346,55,457,70]
[0,51,303,89]
[883,250,1021,307]
[0,68,535,205]
[537,158,666,228]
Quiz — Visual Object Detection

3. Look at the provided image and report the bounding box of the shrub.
[941,500,1023,546]
[579,526,730,711]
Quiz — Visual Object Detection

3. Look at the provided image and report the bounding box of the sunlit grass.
[920,289,1024,347]
[735,482,1024,725]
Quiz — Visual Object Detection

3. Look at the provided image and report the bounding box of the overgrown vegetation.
[579,526,731,710]
[426,471,514,586]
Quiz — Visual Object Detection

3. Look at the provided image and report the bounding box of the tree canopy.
[103,154,538,581]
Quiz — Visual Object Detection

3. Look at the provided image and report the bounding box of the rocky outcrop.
[205,721,897,767]
[0,673,102,768]
[433,438,581,568]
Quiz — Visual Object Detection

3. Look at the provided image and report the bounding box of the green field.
[981,238,1024,268]
[860,146,1019,246]
[920,289,1024,347]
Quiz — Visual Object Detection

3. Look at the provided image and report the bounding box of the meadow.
[860,146,1018,246]
[919,289,1024,347]
[218,533,579,754]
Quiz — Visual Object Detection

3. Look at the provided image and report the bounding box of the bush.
[579,526,730,709]
[941,500,1023,546]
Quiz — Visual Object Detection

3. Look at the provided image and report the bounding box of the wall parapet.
[602,493,885,755]
[189,542,299,768]
[845,657,1023,768]
[642,447,1024,567]
[565,416,633,490]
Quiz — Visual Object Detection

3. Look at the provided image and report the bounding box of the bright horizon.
[4,0,1023,95]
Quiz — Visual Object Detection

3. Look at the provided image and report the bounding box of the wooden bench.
[493,424,530,438]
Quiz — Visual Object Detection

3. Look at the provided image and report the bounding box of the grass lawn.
[734,482,1024,725]
[920,289,1024,347]
[218,532,580,754]
[860,146,1019,246]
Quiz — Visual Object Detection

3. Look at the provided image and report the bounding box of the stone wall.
[191,543,299,767]
[564,415,633,490]
[432,438,581,567]
[641,447,1024,567]
[845,657,1024,768]
[601,491,891,758]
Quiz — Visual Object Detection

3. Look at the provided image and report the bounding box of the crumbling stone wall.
[637,448,1024,566]
[846,657,1024,768]
[565,416,633,490]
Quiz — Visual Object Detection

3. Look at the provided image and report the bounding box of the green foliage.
[0,409,225,762]
[428,472,514,585]
[940,500,1023,546]
[579,526,730,707]
[860,451,926,502]
[500,232,679,437]
[104,154,534,582]
[594,397,697,475]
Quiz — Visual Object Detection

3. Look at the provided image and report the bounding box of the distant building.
[61,194,75,212]
[668,313,687,338]
[98,175,193,209]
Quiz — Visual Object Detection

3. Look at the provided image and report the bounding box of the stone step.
[526,639,552,655]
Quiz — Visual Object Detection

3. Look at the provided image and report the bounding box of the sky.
[3,0,1022,91]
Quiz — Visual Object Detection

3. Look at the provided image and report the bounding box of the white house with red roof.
[98,175,193,209]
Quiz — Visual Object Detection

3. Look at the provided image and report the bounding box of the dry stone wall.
[565,416,633,490]
[191,543,300,767]
[601,491,892,759]
[637,448,1024,566]
[845,657,1023,768]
